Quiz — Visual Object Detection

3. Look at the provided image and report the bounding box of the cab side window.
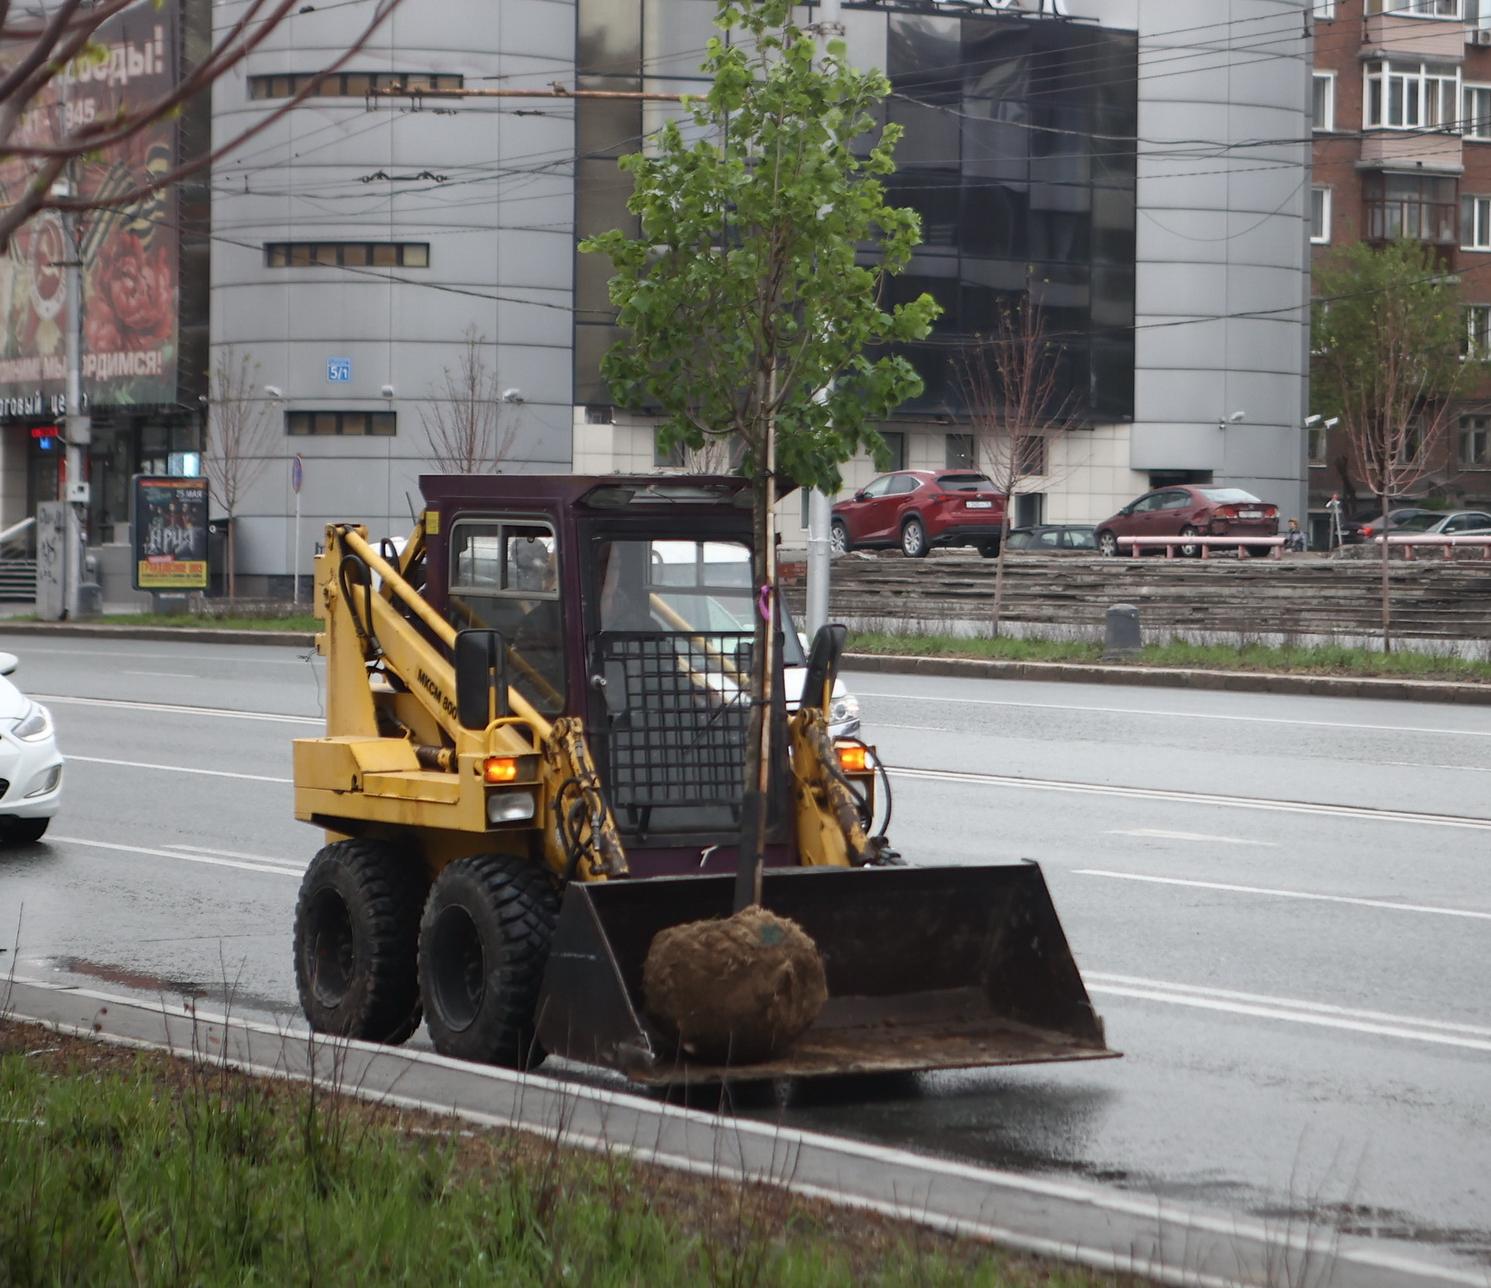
[448,518,564,715]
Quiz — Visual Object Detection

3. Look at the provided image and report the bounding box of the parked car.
[1420,510,1491,536]
[831,470,1007,559]
[1005,524,1097,552]
[1339,508,1441,544]
[1095,486,1279,557]
[0,652,62,843]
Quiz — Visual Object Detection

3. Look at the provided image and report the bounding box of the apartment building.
[1311,0,1491,536]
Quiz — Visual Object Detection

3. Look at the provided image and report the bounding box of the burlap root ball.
[642,906,828,1065]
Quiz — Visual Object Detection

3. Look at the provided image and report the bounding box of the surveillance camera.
[264,385,283,400]
[380,384,396,399]
[501,388,524,404]
[1325,416,1340,429]
[1305,414,1322,427]
[1226,410,1246,424]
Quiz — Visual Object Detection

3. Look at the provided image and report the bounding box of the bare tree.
[1313,241,1466,652]
[0,0,405,249]
[204,346,275,600]
[420,328,517,474]
[959,293,1083,637]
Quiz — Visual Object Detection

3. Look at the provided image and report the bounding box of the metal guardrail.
[1118,535,1285,561]
[1373,535,1491,560]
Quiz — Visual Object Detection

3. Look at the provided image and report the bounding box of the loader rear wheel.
[418,854,559,1069]
[293,839,427,1044]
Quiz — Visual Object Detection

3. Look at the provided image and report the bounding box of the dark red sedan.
[1095,486,1279,557]
[831,470,1008,559]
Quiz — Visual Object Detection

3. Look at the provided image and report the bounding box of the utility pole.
[804,0,845,641]
[52,175,93,620]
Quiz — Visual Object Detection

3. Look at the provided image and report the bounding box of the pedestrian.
[1325,492,1344,549]
[1285,517,1306,553]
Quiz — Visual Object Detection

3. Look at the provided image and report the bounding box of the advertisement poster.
[132,476,207,590]
[0,1,179,410]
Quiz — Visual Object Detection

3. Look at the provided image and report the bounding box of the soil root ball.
[642,907,828,1064]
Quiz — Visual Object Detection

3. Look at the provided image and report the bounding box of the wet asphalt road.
[1,635,1488,1276]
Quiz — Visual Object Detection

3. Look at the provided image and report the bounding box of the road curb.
[0,622,314,647]
[842,651,1491,706]
[0,622,1482,704]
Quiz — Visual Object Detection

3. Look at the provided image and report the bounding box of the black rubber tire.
[1097,530,1119,557]
[2,817,49,844]
[830,520,850,556]
[1239,544,1266,558]
[978,541,1000,558]
[1178,525,1202,558]
[418,854,559,1069]
[293,838,427,1044]
[901,517,928,558]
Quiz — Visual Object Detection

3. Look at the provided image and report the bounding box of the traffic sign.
[291,453,304,494]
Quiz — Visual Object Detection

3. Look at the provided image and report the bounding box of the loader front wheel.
[293,839,427,1044]
[418,854,559,1069]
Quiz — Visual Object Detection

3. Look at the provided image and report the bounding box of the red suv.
[1095,485,1279,557]
[831,470,1008,559]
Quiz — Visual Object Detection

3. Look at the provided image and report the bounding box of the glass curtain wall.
[574,0,1137,422]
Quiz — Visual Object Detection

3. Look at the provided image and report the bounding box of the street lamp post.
[52,177,93,620]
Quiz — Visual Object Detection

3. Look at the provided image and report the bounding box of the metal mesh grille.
[596,631,751,811]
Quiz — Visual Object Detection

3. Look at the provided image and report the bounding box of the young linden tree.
[582,0,938,898]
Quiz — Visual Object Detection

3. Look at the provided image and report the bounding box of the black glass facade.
[574,1,1137,423]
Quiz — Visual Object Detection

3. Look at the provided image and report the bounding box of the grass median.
[847,631,1491,683]
[0,1019,1134,1287]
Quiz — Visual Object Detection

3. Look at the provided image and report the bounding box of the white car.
[0,652,62,843]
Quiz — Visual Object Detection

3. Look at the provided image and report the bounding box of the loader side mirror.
[455,628,510,729]
[801,623,847,716]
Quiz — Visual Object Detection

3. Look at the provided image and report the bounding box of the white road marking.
[122,670,196,679]
[37,693,319,725]
[1075,868,1491,921]
[52,835,303,878]
[166,843,297,864]
[857,689,1491,738]
[1106,828,1277,847]
[1088,978,1491,1054]
[0,644,310,666]
[1088,973,1491,1040]
[67,754,291,784]
[887,764,1491,830]
[1379,759,1491,775]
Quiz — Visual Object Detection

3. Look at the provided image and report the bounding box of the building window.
[880,430,906,472]
[1312,72,1335,132]
[1366,0,1460,15]
[1466,84,1491,140]
[945,433,973,470]
[653,429,684,468]
[1363,61,1460,130]
[1314,0,1335,16]
[286,411,397,436]
[1464,305,1491,361]
[1463,196,1491,249]
[1461,415,1491,466]
[265,242,430,268]
[583,404,614,424]
[1311,187,1332,244]
[1363,173,1457,245]
[1308,422,1327,466]
[249,72,464,100]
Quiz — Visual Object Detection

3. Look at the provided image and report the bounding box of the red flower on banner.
[85,229,173,352]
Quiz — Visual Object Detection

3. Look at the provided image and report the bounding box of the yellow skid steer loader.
[291,474,1114,1083]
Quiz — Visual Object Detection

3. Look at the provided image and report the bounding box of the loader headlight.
[11,703,52,743]
[487,789,536,825]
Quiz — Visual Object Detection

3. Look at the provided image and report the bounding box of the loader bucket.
[536,863,1116,1085]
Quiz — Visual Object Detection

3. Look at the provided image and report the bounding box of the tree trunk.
[226,511,236,602]
[990,497,1013,639]
[1378,491,1392,655]
[733,380,778,914]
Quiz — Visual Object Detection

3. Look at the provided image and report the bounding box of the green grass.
[0,1030,1126,1287]
[91,612,320,632]
[848,631,1491,682]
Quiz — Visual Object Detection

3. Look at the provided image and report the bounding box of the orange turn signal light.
[483,756,519,784]
[836,744,869,774]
